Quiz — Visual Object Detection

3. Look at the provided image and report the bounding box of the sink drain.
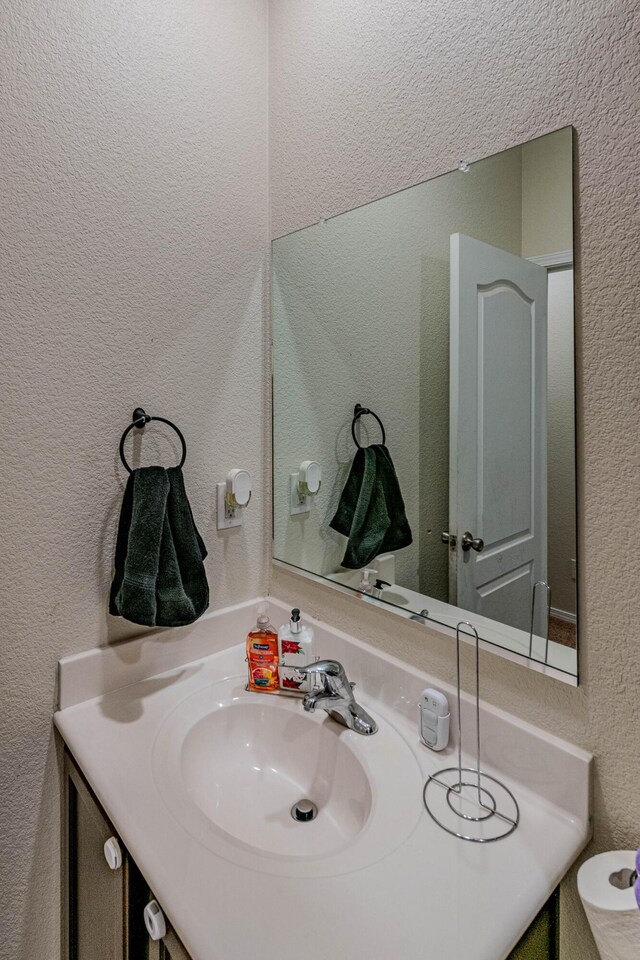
[291,799,318,822]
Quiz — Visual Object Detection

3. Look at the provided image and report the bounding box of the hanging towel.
[329,443,412,569]
[109,465,209,627]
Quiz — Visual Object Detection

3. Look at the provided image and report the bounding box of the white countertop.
[55,597,591,960]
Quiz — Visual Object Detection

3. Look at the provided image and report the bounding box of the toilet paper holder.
[422,621,520,843]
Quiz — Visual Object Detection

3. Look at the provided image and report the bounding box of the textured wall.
[269,1,640,957]
[0,0,268,957]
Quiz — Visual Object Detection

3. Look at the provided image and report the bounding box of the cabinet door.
[65,754,125,960]
[508,889,559,960]
[160,929,192,960]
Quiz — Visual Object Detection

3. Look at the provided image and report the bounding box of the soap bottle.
[358,568,378,595]
[246,610,279,693]
[278,608,314,695]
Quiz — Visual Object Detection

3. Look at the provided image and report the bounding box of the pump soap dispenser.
[278,608,314,695]
[358,569,378,595]
[246,608,279,693]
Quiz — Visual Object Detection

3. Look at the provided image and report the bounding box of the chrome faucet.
[297,660,378,736]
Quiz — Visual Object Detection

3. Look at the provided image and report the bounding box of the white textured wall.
[0,0,268,957]
[269,1,640,958]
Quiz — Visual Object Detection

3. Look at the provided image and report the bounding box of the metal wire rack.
[423,621,520,842]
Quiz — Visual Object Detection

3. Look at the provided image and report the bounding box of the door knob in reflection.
[461,532,484,553]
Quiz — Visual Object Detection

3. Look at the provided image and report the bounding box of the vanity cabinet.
[63,748,557,960]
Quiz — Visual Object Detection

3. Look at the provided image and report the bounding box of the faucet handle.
[298,660,349,687]
[299,660,352,699]
[299,660,353,701]
[300,658,339,673]
[299,659,344,679]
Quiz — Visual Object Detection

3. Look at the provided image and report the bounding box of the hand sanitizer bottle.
[278,608,314,694]
[358,568,378,595]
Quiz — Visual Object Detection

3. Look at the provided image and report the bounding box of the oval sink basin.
[153,676,423,877]
[182,698,372,856]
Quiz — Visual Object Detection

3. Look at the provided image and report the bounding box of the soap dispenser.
[278,608,314,694]
[246,608,279,693]
[358,568,378,595]
[372,578,391,599]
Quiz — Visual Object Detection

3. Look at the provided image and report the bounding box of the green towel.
[329,443,412,569]
[109,466,209,627]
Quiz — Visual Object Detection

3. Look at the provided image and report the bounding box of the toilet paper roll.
[578,851,640,960]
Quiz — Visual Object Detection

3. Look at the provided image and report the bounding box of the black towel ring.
[119,407,187,474]
[351,403,386,448]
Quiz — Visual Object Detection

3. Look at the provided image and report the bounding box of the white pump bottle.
[278,608,315,694]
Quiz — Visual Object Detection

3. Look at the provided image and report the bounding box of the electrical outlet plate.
[290,473,310,515]
[217,482,243,529]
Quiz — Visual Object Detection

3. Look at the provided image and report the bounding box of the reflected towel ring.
[351,403,386,448]
[119,407,187,473]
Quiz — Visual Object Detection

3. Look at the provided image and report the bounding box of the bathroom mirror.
[272,127,578,681]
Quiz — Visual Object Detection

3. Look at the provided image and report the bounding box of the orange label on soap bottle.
[248,656,279,692]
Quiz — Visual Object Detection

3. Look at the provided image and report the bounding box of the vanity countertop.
[54,597,591,960]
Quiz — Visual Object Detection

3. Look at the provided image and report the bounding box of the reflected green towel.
[109,466,209,627]
[329,444,412,569]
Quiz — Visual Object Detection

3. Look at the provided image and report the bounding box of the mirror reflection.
[272,127,577,678]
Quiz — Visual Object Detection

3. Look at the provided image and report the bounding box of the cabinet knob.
[103,837,122,871]
[144,900,167,941]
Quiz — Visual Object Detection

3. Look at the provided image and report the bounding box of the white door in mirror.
[419,689,450,751]
[450,233,548,630]
[143,900,167,941]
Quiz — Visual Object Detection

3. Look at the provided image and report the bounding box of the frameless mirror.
[272,127,577,681]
